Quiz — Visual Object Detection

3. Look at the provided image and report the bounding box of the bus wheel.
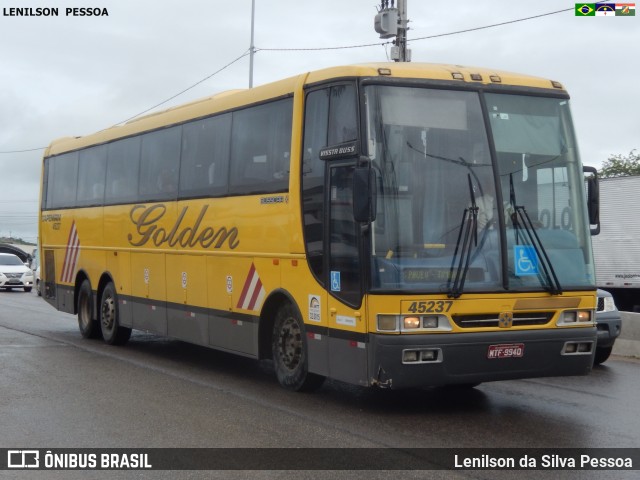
[100,282,131,345]
[78,279,101,339]
[272,304,325,392]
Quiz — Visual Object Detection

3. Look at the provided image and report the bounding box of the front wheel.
[272,304,325,392]
[24,287,32,293]
[100,282,131,345]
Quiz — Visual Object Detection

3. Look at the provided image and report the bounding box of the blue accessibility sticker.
[514,246,539,276]
[330,271,341,292]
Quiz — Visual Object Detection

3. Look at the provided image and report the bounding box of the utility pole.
[374,0,411,62]
[249,0,256,88]
[396,0,410,62]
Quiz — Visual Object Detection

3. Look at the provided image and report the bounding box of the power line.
[115,50,251,125]
[0,146,46,154]
[0,50,252,154]
[1,7,573,153]
[257,40,387,52]
[257,7,573,52]
[410,8,574,42]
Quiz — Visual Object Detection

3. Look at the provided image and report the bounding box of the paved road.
[1,291,639,479]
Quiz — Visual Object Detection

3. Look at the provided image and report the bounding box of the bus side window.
[328,84,358,144]
[106,136,141,205]
[301,83,358,288]
[229,98,292,194]
[179,114,231,199]
[77,145,107,206]
[47,152,79,209]
[302,88,330,285]
[139,126,181,201]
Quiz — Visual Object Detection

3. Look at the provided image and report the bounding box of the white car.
[35,265,41,296]
[594,288,622,365]
[0,253,35,292]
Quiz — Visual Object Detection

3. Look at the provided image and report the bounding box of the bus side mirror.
[583,166,600,235]
[353,164,377,223]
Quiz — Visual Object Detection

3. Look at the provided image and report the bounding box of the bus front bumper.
[368,327,597,389]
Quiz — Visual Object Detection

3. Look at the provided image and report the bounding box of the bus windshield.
[365,85,595,294]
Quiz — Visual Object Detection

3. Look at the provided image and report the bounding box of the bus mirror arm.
[583,166,600,235]
[353,163,377,224]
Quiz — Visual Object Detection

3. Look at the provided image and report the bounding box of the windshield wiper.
[447,174,478,298]
[509,174,563,295]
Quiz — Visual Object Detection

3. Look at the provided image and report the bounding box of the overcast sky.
[1,0,638,243]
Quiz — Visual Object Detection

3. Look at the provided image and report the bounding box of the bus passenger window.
[47,151,79,209]
[106,136,140,204]
[157,169,177,193]
[139,126,181,200]
[77,145,107,206]
[179,114,231,199]
[229,98,292,194]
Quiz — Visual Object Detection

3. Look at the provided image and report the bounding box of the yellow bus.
[40,63,600,391]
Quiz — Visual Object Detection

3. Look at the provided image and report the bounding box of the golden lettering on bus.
[127,204,239,249]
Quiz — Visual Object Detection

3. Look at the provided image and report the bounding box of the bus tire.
[272,303,325,392]
[100,282,131,346]
[78,279,101,339]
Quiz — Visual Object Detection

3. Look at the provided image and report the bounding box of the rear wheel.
[100,282,131,345]
[272,303,325,392]
[77,279,100,339]
[594,346,613,365]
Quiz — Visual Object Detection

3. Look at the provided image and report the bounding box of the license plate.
[487,343,524,359]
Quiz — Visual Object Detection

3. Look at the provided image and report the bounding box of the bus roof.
[44,62,566,157]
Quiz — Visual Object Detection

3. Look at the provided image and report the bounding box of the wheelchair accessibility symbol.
[514,246,539,276]
[330,271,341,292]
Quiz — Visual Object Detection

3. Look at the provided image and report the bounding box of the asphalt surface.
[1,290,639,479]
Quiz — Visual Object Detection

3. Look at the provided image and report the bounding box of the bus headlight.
[377,315,452,332]
[557,310,593,326]
[403,316,421,330]
[422,316,439,329]
[377,315,398,331]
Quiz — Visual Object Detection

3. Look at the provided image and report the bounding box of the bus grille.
[452,312,554,328]
[597,297,604,312]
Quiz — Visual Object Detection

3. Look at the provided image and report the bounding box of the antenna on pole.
[374,0,411,62]
[249,0,256,88]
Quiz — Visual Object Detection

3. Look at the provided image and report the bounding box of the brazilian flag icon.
[575,3,596,15]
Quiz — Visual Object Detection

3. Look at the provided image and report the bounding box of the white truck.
[592,175,640,312]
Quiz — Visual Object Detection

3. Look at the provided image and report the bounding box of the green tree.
[599,149,640,178]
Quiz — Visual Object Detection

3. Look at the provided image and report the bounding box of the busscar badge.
[498,311,513,328]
